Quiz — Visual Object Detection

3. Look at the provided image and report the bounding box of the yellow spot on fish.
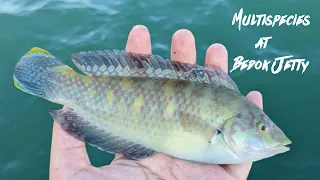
[107,92,114,102]
[120,79,132,89]
[132,96,143,110]
[89,88,95,96]
[166,101,176,116]
[142,80,155,89]
[164,81,174,95]
[70,84,77,92]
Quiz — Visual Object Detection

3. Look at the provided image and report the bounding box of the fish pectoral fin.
[49,109,157,160]
[69,49,239,92]
[179,111,217,141]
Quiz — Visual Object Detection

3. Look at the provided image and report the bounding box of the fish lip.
[269,140,292,153]
[242,140,292,156]
[273,145,290,152]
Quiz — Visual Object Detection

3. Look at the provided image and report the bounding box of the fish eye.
[258,122,269,133]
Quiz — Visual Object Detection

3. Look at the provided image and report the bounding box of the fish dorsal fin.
[70,50,239,92]
[49,109,157,160]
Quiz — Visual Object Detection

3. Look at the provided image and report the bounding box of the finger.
[112,25,152,161]
[222,91,263,180]
[170,29,196,64]
[204,43,228,73]
[125,25,151,54]
[50,106,90,180]
[246,91,263,109]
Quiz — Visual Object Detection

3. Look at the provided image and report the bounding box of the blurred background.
[0,0,319,179]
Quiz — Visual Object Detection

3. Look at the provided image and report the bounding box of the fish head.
[222,100,292,163]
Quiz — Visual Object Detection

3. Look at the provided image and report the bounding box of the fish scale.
[86,77,226,146]
[57,76,234,148]
[13,47,291,164]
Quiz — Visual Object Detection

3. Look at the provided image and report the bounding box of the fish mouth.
[270,139,292,153]
[248,138,292,156]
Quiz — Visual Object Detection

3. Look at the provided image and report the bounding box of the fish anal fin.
[122,144,158,160]
[49,109,157,160]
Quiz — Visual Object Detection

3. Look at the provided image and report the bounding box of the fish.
[13,47,291,164]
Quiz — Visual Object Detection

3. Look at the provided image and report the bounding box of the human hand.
[49,25,263,180]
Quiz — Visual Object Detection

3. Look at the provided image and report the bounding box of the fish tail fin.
[13,47,76,102]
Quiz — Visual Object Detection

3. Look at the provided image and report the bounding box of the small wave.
[253,45,300,63]
[0,0,48,15]
[152,42,168,51]
[0,0,119,16]
[39,24,110,49]
[0,160,22,173]
[50,0,119,15]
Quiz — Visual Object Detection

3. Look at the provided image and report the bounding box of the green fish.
[13,47,291,164]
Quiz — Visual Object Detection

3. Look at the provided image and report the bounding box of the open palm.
[49,25,263,180]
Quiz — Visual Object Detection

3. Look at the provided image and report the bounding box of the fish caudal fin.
[49,109,157,160]
[13,47,74,102]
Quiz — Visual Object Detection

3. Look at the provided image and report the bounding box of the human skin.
[49,25,263,180]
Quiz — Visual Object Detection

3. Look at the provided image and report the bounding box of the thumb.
[50,106,91,180]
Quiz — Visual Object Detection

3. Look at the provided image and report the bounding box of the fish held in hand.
[13,47,291,164]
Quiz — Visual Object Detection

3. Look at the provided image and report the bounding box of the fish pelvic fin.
[49,109,158,160]
[13,47,76,102]
[70,50,240,93]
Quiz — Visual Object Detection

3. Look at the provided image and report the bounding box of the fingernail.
[132,25,149,32]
